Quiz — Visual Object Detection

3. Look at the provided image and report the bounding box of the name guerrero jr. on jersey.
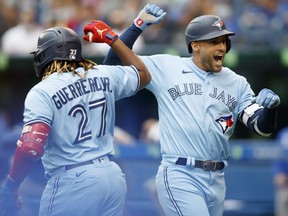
[52,76,112,109]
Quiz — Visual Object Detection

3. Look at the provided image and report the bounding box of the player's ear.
[191,42,200,53]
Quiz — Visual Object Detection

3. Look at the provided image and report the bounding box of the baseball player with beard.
[0,20,152,216]
[104,4,281,216]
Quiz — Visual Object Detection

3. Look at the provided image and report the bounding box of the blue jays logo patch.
[216,115,233,133]
[212,19,224,30]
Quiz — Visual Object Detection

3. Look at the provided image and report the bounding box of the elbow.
[139,69,151,90]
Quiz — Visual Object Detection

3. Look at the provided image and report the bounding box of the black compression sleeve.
[255,107,278,134]
[103,24,142,65]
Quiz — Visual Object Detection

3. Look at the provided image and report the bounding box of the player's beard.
[202,54,223,72]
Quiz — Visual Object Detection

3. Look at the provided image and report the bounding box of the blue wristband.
[133,18,149,31]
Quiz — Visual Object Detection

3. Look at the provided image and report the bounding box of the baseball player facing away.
[104,4,281,216]
[0,20,151,216]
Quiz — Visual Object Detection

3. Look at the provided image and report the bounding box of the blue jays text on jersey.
[52,76,112,109]
[168,84,238,112]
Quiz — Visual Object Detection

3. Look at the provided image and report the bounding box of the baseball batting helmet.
[185,15,235,53]
[31,27,82,78]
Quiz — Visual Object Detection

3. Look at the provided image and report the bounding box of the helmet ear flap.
[31,50,45,78]
[226,38,231,53]
[188,42,192,53]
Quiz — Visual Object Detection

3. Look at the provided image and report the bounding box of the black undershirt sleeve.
[103,24,142,65]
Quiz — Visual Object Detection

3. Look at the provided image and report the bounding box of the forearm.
[103,3,167,65]
[104,24,142,65]
[84,20,150,89]
[240,105,278,137]
[110,37,143,67]
[110,37,151,89]
[7,147,36,187]
[6,122,49,188]
[255,107,278,135]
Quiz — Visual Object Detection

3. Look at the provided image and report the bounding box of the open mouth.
[213,55,223,62]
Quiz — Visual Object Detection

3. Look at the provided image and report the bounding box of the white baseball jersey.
[140,54,254,161]
[23,65,139,175]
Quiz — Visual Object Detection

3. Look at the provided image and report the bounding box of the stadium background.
[0,0,288,215]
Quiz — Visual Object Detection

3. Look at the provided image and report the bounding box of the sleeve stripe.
[130,65,140,96]
[25,119,51,128]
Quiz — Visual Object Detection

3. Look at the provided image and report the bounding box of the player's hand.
[0,188,22,216]
[83,20,118,45]
[251,88,280,109]
[134,4,167,31]
[0,177,22,216]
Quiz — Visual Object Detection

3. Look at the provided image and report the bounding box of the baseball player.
[0,20,151,216]
[104,4,281,216]
[273,127,288,216]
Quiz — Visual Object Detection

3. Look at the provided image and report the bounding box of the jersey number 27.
[68,97,107,144]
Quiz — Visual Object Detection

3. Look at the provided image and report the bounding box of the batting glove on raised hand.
[83,20,118,45]
[0,178,22,216]
[134,4,167,31]
[251,88,280,109]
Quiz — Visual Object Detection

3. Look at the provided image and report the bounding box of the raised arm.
[239,88,280,136]
[103,4,167,66]
[83,20,151,89]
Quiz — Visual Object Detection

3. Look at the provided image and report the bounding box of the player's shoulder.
[221,66,246,80]
[140,53,180,59]
[94,64,130,72]
[139,54,185,64]
[90,64,137,77]
[29,73,66,94]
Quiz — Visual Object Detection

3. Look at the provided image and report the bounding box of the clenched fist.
[83,20,118,45]
[134,4,167,31]
[252,88,280,109]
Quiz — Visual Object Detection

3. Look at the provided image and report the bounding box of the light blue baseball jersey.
[140,54,254,161]
[23,65,139,175]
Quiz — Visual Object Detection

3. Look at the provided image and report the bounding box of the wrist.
[134,17,148,31]
[131,24,143,33]
[3,176,19,191]
[106,32,118,46]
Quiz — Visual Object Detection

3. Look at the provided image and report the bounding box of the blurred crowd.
[1,0,288,58]
[0,1,288,215]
